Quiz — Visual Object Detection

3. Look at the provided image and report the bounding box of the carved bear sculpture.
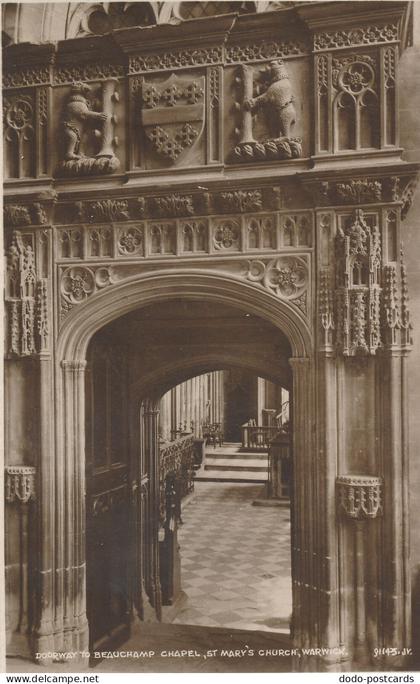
[244,60,297,140]
[62,82,107,161]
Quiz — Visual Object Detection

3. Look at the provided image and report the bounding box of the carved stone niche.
[5,466,36,504]
[335,209,382,356]
[230,59,302,163]
[55,79,120,177]
[336,475,382,520]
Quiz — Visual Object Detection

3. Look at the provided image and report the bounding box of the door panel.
[86,341,131,648]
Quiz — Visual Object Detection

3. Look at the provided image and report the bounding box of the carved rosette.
[5,466,36,504]
[244,256,308,314]
[336,475,382,520]
[117,226,144,256]
[60,265,114,318]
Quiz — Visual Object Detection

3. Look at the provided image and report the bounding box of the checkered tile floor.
[172,482,292,633]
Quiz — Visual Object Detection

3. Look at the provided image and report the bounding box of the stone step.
[204,451,268,460]
[195,469,268,483]
[204,458,268,472]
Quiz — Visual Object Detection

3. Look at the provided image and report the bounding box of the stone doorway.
[84,297,296,650]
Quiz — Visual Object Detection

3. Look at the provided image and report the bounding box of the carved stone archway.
[39,270,314,663]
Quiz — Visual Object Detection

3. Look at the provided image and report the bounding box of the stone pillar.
[336,475,383,661]
[257,376,265,425]
[32,354,56,658]
[289,357,315,649]
[170,387,176,438]
[58,360,89,655]
[316,355,341,655]
[378,351,411,666]
[5,466,36,656]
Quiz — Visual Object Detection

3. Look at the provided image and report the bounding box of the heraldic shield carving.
[141,73,205,163]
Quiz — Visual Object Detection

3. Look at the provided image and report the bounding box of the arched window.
[178,1,255,20]
[79,2,157,36]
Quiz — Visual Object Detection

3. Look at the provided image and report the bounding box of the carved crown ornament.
[336,475,382,520]
[5,466,36,504]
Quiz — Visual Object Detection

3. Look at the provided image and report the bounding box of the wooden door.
[85,340,132,648]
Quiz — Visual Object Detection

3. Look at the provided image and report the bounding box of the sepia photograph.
[2,0,420,677]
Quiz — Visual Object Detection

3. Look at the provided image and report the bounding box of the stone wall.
[399,3,420,648]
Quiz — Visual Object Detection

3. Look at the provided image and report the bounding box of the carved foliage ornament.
[217,190,262,214]
[311,176,417,209]
[226,40,307,64]
[4,203,49,227]
[3,66,51,89]
[336,475,382,520]
[153,194,194,218]
[314,24,398,51]
[76,199,129,223]
[129,47,223,74]
[69,188,280,223]
[5,466,36,504]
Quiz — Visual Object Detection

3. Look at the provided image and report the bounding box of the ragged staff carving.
[244,60,297,140]
[57,79,120,176]
[95,78,120,158]
[232,59,302,163]
[63,82,107,161]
